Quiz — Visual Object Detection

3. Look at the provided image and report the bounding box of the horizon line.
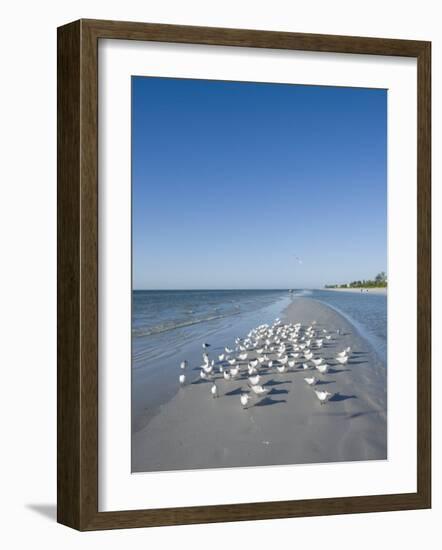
[133,288,317,291]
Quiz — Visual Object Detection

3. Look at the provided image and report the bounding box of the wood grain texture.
[416,42,431,506]
[57,20,81,529]
[57,19,431,531]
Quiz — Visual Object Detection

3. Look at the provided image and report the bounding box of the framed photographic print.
[57,19,431,530]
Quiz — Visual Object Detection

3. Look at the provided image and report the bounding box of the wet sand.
[132,297,387,472]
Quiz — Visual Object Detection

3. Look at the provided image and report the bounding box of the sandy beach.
[132,297,387,472]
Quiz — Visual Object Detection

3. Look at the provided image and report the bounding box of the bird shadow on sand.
[254,397,287,407]
[330,393,357,402]
[329,367,351,375]
[191,378,211,385]
[264,379,292,387]
[268,388,289,396]
[348,410,383,419]
[348,360,368,366]
[224,387,245,396]
[316,379,335,386]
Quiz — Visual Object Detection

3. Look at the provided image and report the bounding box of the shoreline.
[132,294,291,433]
[132,297,387,473]
[322,287,387,295]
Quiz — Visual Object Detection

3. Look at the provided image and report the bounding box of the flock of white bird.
[179,318,352,409]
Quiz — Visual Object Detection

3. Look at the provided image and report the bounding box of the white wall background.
[0,0,439,547]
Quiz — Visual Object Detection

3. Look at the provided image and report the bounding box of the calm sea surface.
[293,289,387,364]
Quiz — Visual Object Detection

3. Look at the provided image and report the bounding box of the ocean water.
[131,288,387,430]
[294,289,387,364]
[132,289,289,367]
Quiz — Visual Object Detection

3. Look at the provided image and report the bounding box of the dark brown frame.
[57,19,431,531]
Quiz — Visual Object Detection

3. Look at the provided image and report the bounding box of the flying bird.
[248,364,258,376]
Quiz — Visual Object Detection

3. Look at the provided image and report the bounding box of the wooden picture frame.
[57,18,431,530]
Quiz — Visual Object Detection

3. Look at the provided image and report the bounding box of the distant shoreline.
[323,287,387,295]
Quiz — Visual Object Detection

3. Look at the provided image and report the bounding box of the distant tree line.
[325,272,387,289]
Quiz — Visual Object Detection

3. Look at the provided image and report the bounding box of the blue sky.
[132,77,387,290]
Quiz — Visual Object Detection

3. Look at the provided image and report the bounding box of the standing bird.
[211,382,218,398]
[179,374,186,385]
[251,384,269,396]
[202,342,210,349]
[180,360,188,370]
[304,376,318,386]
[336,355,349,365]
[230,366,240,378]
[314,390,333,405]
[317,363,329,374]
[240,393,250,409]
[202,363,213,375]
[248,374,260,386]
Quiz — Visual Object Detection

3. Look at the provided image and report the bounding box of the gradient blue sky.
[132,77,387,290]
